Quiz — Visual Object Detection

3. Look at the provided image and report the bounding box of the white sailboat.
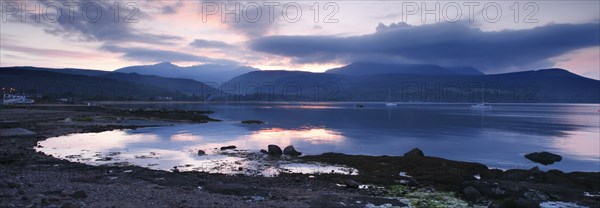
[471,85,491,109]
[385,90,397,107]
[471,103,491,109]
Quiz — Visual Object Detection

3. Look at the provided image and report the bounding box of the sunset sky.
[1,0,599,79]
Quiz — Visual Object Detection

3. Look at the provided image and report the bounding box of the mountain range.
[115,62,258,83]
[1,62,598,103]
[224,64,599,103]
[326,62,484,76]
[0,67,221,101]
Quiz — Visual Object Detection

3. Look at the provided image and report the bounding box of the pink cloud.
[551,47,600,80]
[2,44,94,58]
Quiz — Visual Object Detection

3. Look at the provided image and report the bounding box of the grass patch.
[386,185,411,197]
[405,190,469,208]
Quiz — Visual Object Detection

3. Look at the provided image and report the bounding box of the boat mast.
[481,84,485,104]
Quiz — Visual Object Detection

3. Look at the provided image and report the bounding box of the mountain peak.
[534,68,579,77]
[445,66,485,75]
[155,61,177,67]
[115,62,258,83]
[536,68,568,72]
[326,62,454,76]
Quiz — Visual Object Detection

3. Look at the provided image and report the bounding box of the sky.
[1,0,599,79]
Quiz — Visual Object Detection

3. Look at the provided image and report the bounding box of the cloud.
[249,22,600,72]
[6,0,181,45]
[161,5,177,14]
[189,39,232,49]
[1,43,92,58]
[160,0,184,14]
[197,0,289,37]
[101,45,238,65]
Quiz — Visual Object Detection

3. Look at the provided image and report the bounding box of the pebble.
[343,179,360,189]
[72,190,87,199]
[6,180,21,188]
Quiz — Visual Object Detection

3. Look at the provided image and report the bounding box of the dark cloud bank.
[249,22,600,73]
[28,0,181,45]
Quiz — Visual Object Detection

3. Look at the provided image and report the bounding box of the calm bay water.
[39,103,600,172]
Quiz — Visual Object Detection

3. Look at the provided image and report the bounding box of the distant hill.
[225,70,335,85]
[0,67,222,101]
[326,62,484,76]
[100,72,220,96]
[10,66,112,77]
[223,70,346,101]
[225,68,599,103]
[115,62,258,83]
[445,67,485,75]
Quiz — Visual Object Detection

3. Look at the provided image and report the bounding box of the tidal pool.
[36,126,358,176]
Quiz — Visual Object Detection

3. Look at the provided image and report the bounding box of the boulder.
[523,189,549,202]
[283,145,302,156]
[259,149,268,154]
[60,202,79,208]
[515,197,540,208]
[463,181,510,199]
[220,146,237,151]
[463,186,482,201]
[343,179,360,189]
[403,148,424,157]
[197,150,206,156]
[267,145,282,156]
[529,166,541,172]
[524,152,562,165]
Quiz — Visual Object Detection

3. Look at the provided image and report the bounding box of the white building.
[2,94,35,105]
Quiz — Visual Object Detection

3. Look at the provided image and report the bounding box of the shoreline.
[1,105,598,207]
[91,101,600,105]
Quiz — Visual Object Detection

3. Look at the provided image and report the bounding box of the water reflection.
[170,133,203,142]
[246,128,344,145]
[37,126,356,176]
[39,103,600,172]
[278,104,343,109]
[41,131,159,152]
[551,129,600,162]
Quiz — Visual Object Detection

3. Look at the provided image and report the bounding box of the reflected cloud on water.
[244,127,345,145]
[170,133,204,142]
[551,129,600,162]
[36,125,355,176]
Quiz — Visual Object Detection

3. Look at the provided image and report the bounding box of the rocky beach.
[0,105,598,208]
